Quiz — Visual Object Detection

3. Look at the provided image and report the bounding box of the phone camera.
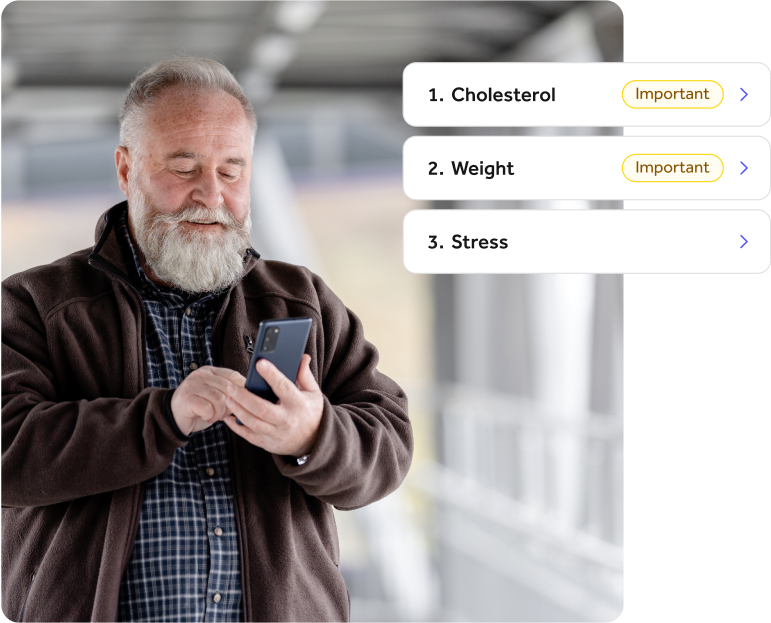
[261,327,280,353]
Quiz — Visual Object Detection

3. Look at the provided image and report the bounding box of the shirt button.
[189,362,198,371]
[213,593,222,603]
[205,467,215,476]
[186,308,192,316]
[214,527,223,537]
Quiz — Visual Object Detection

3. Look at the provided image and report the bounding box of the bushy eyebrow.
[165,150,200,160]
[165,151,246,167]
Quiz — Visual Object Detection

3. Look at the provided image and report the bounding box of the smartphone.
[244,317,313,403]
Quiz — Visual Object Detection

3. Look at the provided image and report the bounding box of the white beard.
[128,175,252,294]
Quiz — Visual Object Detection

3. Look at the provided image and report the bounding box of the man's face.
[122,86,255,292]
[133,85,252,227]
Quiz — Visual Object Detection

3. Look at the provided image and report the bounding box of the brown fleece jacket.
[1,201,413,622]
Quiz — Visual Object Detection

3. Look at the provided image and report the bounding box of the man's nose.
[191,169,224,208]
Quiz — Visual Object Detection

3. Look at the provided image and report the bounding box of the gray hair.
[119,56,257,156]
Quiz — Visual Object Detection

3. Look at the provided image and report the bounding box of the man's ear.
[115,146,132,196]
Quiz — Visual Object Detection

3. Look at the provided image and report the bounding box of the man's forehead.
[145,92,252,166]
[146,87,252,146]
[153,85,243,115]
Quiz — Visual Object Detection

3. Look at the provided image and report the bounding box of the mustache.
[150,202,247,230]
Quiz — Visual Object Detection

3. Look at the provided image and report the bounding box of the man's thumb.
[296,354,320,392]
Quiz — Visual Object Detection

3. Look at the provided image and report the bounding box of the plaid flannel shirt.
[115,210,243,622]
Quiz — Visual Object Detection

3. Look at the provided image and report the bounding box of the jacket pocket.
[18,572,35,622]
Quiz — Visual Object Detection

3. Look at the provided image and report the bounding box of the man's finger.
[193,370,241,397]
[223,415,271,449]
[227,386,283,426]
[255,359,300,405]
[189,395,218,421]
[187,382,229,414]
[226,396,277,434]
[296,354,321,393]
[206,366,246,387]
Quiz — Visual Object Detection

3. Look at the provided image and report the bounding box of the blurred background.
[2,2,623,620]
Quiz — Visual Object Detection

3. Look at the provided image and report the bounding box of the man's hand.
[170,366,244,436]
[224,354,324,457]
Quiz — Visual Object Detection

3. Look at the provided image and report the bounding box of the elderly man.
[2,57,412,622]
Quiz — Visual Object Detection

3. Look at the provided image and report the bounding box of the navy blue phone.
[245,317,312,403]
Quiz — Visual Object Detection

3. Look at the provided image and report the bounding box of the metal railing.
[407,383,623,620]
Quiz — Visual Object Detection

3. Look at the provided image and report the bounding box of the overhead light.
[238,68,276,106]
[251,33,297,74]
[3,58,19,94]
[274,0,326,34]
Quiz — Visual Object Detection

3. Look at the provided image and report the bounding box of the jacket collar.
[90,200,261,284]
